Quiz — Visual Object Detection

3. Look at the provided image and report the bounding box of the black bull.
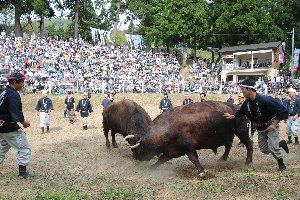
[102,99,152,152]
[126,101,253,177]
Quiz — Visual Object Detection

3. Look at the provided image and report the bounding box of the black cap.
[7,72,25,83]
[239,78,256,90]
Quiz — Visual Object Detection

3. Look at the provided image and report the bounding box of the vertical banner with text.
[294,49,300,72]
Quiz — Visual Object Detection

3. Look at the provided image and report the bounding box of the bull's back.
[103,100,151,136]
[151,101,237,149]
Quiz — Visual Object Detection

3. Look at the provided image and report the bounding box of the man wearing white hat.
[182,93,193,105]
[35,91,53,133]
[76,92,93,130]
[224,78,289,172]
[283,88,300,145]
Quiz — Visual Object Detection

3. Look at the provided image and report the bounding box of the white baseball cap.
[288,88,296,93]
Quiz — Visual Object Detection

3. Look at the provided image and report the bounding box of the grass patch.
[244,167,255,178]
[198,181,223,193]
[170,183,191,191]
[101,185,142,199]
[273,188,288,200]
[0,195,13,200]
[31,186,90,200]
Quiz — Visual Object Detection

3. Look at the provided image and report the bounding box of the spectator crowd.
[0,32,297,95]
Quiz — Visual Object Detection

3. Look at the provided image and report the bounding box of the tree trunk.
[39,15,45,37]
[74,0,80,40]
[14,1,22,37]
[112,0,120,45]
[193,36,197,61]
[182,38,187,67]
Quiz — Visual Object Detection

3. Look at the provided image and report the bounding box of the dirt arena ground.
[0,93,299,199]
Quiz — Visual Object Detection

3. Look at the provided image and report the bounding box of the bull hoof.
[245,160,253,165]
[219,156,227,161]
[106,142,111,149]
[112,143,118,148]
[149,164,158,170]
[199,172,206,178]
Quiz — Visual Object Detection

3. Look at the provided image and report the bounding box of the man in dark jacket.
[159,93,173,113]
[182,93,193,105]
[76,92,93,130]
[224,78,289,172]
[35,91,53,133]
[0,72,33,178]
[65,92,75,124]
[283,88,300,145]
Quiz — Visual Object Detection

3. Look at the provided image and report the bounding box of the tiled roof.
[219,41,282,53]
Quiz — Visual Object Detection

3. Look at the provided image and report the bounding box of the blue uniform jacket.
[0,86,24,133]
[76,99,93,117]
[235,93,288,131]
[159,98,173,111]
[35,98,53,112]
[282,97,300,116]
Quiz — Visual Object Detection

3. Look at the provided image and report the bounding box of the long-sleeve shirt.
[35,98,53,112]
[283,97,300,116]
[159,98,173,112]
[235,93,288,131]
[0,85,24,133]
[76,99,93,117]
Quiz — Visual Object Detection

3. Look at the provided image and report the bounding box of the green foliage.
[199,181,223,193]
[273,188,288,200]
[0,195,13,200]
[244,166,255,178]
[101,185,142,199]
[63,0,99,41]
[31,186,91,200]
[171,184,191,191]
[115,31,127,46]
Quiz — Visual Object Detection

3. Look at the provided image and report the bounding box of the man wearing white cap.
[224,78,289,172]
[283,88,300,145]
[76,92,93,130]
[35,91,53,133]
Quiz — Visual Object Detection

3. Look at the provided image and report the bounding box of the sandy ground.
[0,93,299,199]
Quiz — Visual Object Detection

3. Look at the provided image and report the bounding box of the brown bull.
[127,101,253,177]
[102,99,151,151]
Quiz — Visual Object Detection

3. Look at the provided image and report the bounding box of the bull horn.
[130,138,142,149]
[124,134,135,141]
[130,142,140,149]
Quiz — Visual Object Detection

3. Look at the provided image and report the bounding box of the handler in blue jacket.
[35,91,53,133]
[224,78,289,172]
[76,92,93,130]
[159,93,173,113]
[283,88,300,145]
[0,72,33,178]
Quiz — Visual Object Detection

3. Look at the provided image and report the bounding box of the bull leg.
[104,129,110,149]
[150,154,172,169]
[185,150,206,177]
[237,134,253,165]
[219,142,232,161]
[111,131,118,148]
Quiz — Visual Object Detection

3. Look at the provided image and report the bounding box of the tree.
[32,0,55,37]
[63,0,98,40]
[0,0,34,37]
[208,0,285,47]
